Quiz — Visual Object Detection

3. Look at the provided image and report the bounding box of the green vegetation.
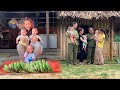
[114,35,120,42]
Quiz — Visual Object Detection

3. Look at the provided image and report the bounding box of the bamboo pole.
[110,20,114,62]
[64,18,67,60]
[60,18,63,60]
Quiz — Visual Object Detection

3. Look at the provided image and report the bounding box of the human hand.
[16,41,18,44]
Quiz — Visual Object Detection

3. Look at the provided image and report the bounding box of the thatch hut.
[57,11,120,61]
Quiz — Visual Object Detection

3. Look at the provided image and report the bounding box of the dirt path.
[0,73,62,79]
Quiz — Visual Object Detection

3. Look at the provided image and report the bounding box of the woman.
[78,27,87,65]
[17,17,41,60]
[94,28,105,65]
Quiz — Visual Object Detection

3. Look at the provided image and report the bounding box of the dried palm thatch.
[58,11,120,19]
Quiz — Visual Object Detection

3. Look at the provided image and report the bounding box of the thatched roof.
[58,11,120,19]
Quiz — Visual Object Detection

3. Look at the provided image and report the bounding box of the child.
[24,45,35,63]
[94,30,99,44]
[29,28,43,55]
[16,28,29,47]
[82,35,87,51]
[67,26,77,44]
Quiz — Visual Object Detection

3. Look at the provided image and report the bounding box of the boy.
[24,45,35,63]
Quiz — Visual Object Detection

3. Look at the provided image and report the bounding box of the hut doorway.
[78,25,93,35]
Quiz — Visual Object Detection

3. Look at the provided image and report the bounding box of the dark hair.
[99,28,105,33]
[88,27,94,30]
[71,22,77,27]
[78,27,84,33]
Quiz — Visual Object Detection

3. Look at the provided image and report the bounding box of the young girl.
[82,35,87,51]
[29,28,43,56]
[67,26,77,44]
[16,28,29,47]
[24,45,35,63]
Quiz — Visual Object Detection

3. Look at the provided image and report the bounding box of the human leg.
[98,48,104,65]
[17,44,25,60]
[73,45,78,65]
[67,43,73,65]
[94,47,99,64]
[91,47,95,64]
[87,47,92,64]
[33,42,44,58]
[79,48,85,63]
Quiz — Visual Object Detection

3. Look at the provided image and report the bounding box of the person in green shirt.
[66,22,79,66]
[87,27,96,64]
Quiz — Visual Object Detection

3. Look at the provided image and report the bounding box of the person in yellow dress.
[94,28,105,65]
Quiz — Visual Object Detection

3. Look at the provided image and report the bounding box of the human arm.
[87,34,95,41]
[29,35,32,41]
[73,31,79,39]
[80,36,87,44]
[16,35,20,44]
[37,35,43,43]
[24,52,28,58]
[32,54,36,61]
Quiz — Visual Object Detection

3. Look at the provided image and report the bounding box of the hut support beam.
[46,11,49,51]
[110,21,114,62]
[60,20,63,59]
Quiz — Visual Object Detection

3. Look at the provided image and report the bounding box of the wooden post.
[46,11,49,51]
[60,18,63,59]
[62,18,66,60]
[110,20,114,62]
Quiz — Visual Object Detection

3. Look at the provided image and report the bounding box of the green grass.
[57,60,120,79]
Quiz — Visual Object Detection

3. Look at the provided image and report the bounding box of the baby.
[16,28,29,47]
[24,45,35,63]
[67,26,77,44]
[82,35,87,51]
[94,30,99,44]
[29,28,43,55]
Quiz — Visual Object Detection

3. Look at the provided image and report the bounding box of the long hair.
[23,17,34,28]
[99,28,105,34]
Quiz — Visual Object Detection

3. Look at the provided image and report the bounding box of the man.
[66,22,79,66]
[87,27,96,64]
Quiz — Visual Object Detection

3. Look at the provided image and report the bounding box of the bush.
[114,35,120,42]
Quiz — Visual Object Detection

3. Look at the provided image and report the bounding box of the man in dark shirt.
[87,27,96,64]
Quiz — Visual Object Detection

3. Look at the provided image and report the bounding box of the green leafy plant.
[3,59,52,73]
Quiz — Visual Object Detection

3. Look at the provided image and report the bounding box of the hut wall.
[59,17,115,60]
